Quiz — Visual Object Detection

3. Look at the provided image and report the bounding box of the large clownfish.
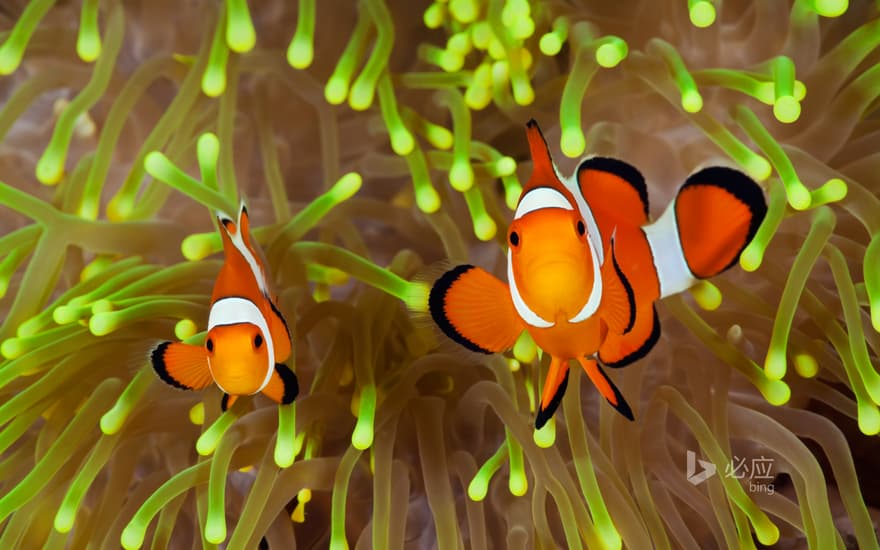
[429,120,766,427]
[150,203,298,411]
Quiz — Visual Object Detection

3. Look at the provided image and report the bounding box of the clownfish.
[150,203,298,411]
[429,120,766,427]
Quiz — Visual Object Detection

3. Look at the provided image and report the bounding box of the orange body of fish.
[429,120,767,427]
[150,204,298,411]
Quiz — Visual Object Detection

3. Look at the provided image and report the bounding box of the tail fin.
[644,167,766,298]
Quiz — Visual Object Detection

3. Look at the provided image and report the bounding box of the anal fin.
[151,342,213,391]
[429,265,523,354]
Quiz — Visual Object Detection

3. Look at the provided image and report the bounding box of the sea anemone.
[0,0,878,548]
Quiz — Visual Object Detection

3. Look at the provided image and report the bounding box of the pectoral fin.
[429,265,524,354]
[150,342,213,391]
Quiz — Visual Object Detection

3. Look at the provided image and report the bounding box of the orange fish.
[151,203,298,411]
[429,120,766,427]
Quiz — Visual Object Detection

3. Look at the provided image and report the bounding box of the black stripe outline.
[577,156,649,218]
[610,242,636,334]
[599,304,661,368]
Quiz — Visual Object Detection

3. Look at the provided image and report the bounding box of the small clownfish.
[150,203,298,411]
[429,120,766,427]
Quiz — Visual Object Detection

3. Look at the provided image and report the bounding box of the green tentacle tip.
[190,402,206,425]
[182,233,217,261]
[0,338,25,360]
[175,319,198,340]
[331,172,363,201]
[540,33,563,56]
[858,403,880,435]
[761,377,791,406]
[225,0,256,52]
[0,42,23,75]
[36,147,65,185]
[416,186,441,214]
[533,418,556,448]
[89,311,120,336]
[513,332,537,363]
[99,405,125,435]
[352,385,376,450]
[744,155,772,182]
[423,3,444,28]
[691,280,722,310]
[688,0,716,28]
[77,5,102,63]
[120,523,146,550]
[449,0,478,23]
[810,178,847,206]
[54,504,75,533]
[754,520,780,546]
[349,83,376,111]
[786,182,812,210]
[467,474,489,501]
[793,353,818,378]
[325,76,349,105]
[561,127,586,159]
[508,468,528,497]
[773,96,801,123]
[809,0,849,17]
[681,89,703,113]
[287,39,314,70]
[763,348,787,381]
[595,37,628,68]
[275,403,296,468]
[205,518,227,545]
[449,162,474,191]
[202,64,227,98]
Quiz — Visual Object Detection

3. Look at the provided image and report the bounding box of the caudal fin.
[644,167,766,298]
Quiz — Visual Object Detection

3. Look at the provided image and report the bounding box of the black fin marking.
[150,341,192,390]
[221,393,231,412]
[680,167,768,273]
[535,368,570,429]
[594,362,635,421]
[275,363,299,404]
[578,156,649,218]
[611,241,636,334]
[600,304,661,368]
[268,296,292,340]
[428,264,493,355]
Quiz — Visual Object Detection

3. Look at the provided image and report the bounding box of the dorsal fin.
[521,120,578,203]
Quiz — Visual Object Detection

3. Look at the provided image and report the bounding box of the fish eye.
[576,220,586,236]
[254,334,263,348]
[206,338,214,352]
[509,231,520,247]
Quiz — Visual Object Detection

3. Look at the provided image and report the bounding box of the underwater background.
[0,0,879,548]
